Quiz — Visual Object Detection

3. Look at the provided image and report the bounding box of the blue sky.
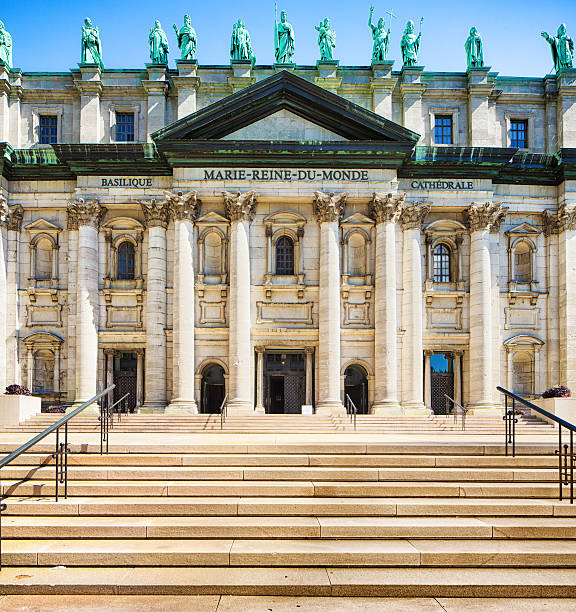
[1,0,573,76]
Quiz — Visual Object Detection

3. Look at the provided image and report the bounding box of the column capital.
[465,201,507,233]
[399,201,430,230]
[545,203,576,234]
[140,199,171,228]
[370,192,405,224]
[67,199,106,230]
[255,345,266,353]
[424,349,434,357]
[0,200,23,231]
[313,191,347,223]
[164,190,201,222]
[223,191,256,222]
[304,346,315,355]
[103,348,116,357]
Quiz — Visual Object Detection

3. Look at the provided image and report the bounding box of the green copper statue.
[0,21,12,68]
[400,19,423,67]
[274,10,295,64]
[368,7,391,62]
[541,24,574,72]
[315,18,336,61]
[81,18,104,68]
[231,20,255,62]
[149,21,169,64]
[465,27,484,68]
[173,15,197,61]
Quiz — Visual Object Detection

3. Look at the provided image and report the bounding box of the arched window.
[276,235,294,275]
[348,233,366,277]
[433,244,451,283]
[514,242,532,283]
[512,351,534,395]
[117,242,135,280]
[35,238,53,280]
[204,232,222,276]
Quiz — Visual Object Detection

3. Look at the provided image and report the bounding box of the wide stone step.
[3,496,573,517]
[3,515,576,540]
[0,566,574,597]
[3,538,576,567]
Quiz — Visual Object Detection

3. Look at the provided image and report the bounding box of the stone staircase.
[4,412,554,435]
[1,434,575,600]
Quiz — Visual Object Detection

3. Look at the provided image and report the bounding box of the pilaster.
[370,61,395,118]
[399,201,430,413]
[173,60,200,119]
[0,64,11,142]
[370,192,404,414]
[224,190,256,414]
[556,69,576,148]
[400,66,426,139]
[314,190,347,415]
[143,64,169,140]
[0,197,11,390]
[467,67,496,147]
[5,204,22,385]
[140,198,171,412]
[74,64,103,143]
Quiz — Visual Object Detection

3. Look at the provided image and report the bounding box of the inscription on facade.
[410,180,474,190]
[203,169,370,181]
[101,178,154,187]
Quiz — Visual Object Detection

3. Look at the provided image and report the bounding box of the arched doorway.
[344,365,369,414]
[201,364,226,413]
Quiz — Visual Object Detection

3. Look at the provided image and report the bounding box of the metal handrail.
[444,394,467,431]
[219,395,228,430]
[345,394,357,431]
[100,393,129,454]
[0,384,116,570]
[496,386,575,504]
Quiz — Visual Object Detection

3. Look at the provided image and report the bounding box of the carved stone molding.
[163,190,201,222]
[369,192,405,224]
[313,191,347,223]
[465,201,507,233]
[0,197,8,226]
[5,204,23,231]
[67,199,106,230]
[546,203,576,233]
[304,346,315,355]
[223,191,256,222]
[399,201,430,230]
[139,199,171,229]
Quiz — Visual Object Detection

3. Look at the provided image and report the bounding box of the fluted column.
[314,191,347,415]
[400,202,430,413]
[370,193,404,414]
[67,199,106,408]
[140,199,170,412]
[5,203,22,386]
[166,192,200,413]
[465,201,506,412]
[224,191,256,414]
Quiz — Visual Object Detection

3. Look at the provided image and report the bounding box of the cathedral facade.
[0,59,575,415]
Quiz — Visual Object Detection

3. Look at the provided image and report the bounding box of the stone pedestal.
[467,67,495,147]
[533,397,576,426]
[370,62,394,118]
[0,395,41,426]
[75,64,102,143]
[400,66,426,138]
[67,200,105,405]
[143,64,169,140]
[140,200,170,412]
[225,191,256,414]
[167,193,200,413]
[314,192,347,415]
[370,193,403,414]
[400,202,430,413]
[173,60,200,119]
[466,202,506,413]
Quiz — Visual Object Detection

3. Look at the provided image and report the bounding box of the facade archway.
[200,363,226,413]
[344,364,369,414]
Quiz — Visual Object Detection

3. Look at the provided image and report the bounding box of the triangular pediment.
[505,222,541,235]
[196,211,229,225]
[153,71,419,144]
[24,218,61,232]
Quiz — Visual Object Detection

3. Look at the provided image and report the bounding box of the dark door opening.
[201,364,226,413]
[344,365,369,414]
[430,354,455,414]
[264,352,306,414]
[114,352,137,412]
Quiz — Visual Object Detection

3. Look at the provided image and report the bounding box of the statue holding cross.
[368,7,395,62]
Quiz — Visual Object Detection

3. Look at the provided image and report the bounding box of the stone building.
[0,59,575,415]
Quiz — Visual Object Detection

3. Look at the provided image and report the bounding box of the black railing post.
[571,430,574,504]
[504,395,509,456]
[0,500,5,571]
[54,426,60,502]
[64,420,69,499]
[512,397,516,457]
[559,426,563,501]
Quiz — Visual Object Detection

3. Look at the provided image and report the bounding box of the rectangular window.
[510,119,528,149]
[39,116,58,144]
[434,115,453,145]
[116,113,135,142]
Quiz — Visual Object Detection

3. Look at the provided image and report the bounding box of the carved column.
[453,350,463,408]
[465,202,506,412]
[67,199,105,409]
[5,204,22,385]
[0,198,11,390]
[140,199,170,412]
[314,191,347,415]
[255,346,265,414]
[304,347,314,409]
[166,192,200,413]
[551,204,576,390]
[225,191,256,414]
[370,193,404,414]
[26,346,33,391]
[54,346,61,394]
[136,348,144,409]
[104,348,115,408]
[400,202,430,413]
